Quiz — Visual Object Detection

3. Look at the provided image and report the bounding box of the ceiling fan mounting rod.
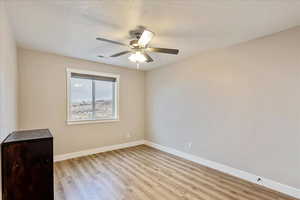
[129,28,144,39]
[135,32,142,39]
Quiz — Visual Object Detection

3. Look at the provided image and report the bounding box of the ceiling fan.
[96,28,179,65]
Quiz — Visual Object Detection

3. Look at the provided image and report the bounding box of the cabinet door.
[2,139,53,200]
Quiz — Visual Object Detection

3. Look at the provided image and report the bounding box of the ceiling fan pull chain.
[136,62,140,70]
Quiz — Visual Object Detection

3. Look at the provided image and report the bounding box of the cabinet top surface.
[3,129,53,144]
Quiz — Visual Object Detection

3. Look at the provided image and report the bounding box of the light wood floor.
[54,145,296,200]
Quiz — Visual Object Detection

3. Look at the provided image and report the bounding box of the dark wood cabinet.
[1,129,54,200]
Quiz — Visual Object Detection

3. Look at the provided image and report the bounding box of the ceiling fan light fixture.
[128,52,147,63]
[138,30,155,47]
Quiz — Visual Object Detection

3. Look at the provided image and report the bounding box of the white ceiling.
[6,0,300,70]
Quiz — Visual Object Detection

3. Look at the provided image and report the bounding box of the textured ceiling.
[6,0,300,70]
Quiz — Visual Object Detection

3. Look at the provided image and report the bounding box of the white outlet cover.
[184,142,192,151]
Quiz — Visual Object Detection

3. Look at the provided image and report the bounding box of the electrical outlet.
[187,142,192,149]
[126,132,132,138]
[184,142,192,151]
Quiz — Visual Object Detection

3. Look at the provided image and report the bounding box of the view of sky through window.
[69,76,116,121]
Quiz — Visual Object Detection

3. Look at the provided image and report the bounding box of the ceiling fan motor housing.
[130,40,140,48]
[129,29,144,39]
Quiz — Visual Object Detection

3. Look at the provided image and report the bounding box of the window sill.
[66,119,120,125]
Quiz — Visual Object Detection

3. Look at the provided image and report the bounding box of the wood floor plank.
[54,145,297,200]
[134,146,287,200]
[131,147,274,200]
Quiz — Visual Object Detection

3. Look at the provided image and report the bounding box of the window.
[67,69,119,124]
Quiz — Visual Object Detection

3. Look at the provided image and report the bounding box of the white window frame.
[66,68,120,125]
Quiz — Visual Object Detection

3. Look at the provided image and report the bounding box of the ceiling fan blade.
[98,55,105,58]
[96,37,128,47]
[110,51,131,57]
[142,52,154,63]
[147,47,179,55]
[138,30,155,47]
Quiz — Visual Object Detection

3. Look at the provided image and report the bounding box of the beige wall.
[0,1,18,141]
[18,48,145,155]
[145,27,300,189]
[0,2,18,198]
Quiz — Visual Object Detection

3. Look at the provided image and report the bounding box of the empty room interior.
[1,0,300,199]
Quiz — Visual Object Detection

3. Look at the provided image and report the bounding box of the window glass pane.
[70,77,93,120]
[94,80,115,119]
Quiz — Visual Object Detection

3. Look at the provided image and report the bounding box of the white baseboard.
[144,140,300,199]
[54,140,145,162]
